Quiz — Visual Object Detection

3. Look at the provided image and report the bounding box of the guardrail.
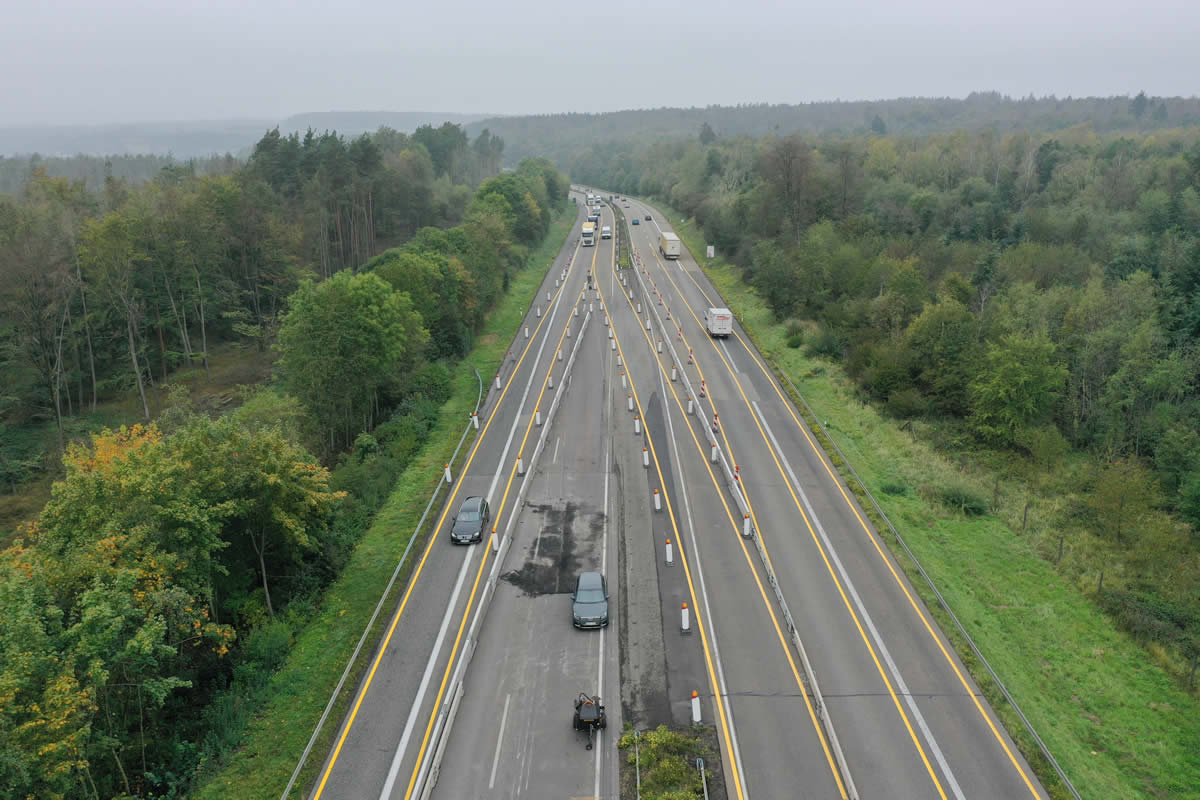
[415,310,594,799]
[281,370,485,800]
[779,372,1080,800]
[625,244,860,800]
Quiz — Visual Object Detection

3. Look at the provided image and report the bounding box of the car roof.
[459,496,484,512]
[576,571,603,588]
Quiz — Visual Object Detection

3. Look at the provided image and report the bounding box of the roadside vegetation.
[618,724,719,800]
[194,205,575,799]
[0,118,569,799]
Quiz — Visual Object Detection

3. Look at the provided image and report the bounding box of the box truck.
[658,232,681,259]
[704,307,733,338]
[582,222,596,246]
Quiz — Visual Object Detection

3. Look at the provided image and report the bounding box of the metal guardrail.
[280,371,485,800]
[625,242,860,800]
[779,371,1080,800]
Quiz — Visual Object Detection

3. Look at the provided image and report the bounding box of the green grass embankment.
[193,206,576,800]
[650,200,1200,800]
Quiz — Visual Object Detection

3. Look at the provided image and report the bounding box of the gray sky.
[2,0,1198,125]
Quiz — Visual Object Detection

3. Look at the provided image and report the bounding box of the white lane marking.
[378,241,578,800]
[751,400,966,800]
[484,244,575,506]
[489,693,512,789]
[658,366,749,797]
[553,436,560,464]
[379,547,473,800]
[720,339,739,373]
[594,438,610,800]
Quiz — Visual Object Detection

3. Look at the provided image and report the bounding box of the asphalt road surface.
[307,190,1049,800]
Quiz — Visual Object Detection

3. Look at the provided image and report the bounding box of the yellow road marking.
[311,237,580,799]
[730,328,1044,798]
[640,242,948,798]
[598,280,747,800]
[611,258,847,797]
[402,238,596,800]
[666,225,1039,797]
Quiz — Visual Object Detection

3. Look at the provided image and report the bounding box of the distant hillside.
[0,120,273,159]
[0,111,496,158]
[466,92,1200,167]
[278,111,494,138]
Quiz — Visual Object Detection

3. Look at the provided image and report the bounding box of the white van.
[704,307,733,338]
[601,226,612,239]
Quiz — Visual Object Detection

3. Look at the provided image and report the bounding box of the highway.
[306,188,1049,800]
[612,194,1049,799]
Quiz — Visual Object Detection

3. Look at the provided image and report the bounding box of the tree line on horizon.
[471,91,1199,166]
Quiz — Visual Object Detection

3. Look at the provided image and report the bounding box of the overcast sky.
[2,0,1198,126]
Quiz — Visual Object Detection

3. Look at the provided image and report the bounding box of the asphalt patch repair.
[502,500,603,596]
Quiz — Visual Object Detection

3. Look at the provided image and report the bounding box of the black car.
[644,214,652,221]
[450,496,489,544]
[572,571,609,628]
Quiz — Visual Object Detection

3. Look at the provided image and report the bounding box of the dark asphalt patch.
[502,500,603,596]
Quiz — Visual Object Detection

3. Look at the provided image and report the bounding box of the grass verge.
[651,200,1200,800]
[192,205,576,800]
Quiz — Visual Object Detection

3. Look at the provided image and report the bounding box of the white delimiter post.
[471,412,479,430]
[524,325,529,339]
[690,691,701,724]
[627,394,634,412]
[665,539,674,565]
[517,456,524,476]
[495,374,501,390]
[642,447,649,468]
[444,463,452,484]
[634,416,641,435]
[681,602,691,633]
[653,489,662,511]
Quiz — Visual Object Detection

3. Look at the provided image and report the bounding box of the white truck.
[704,307,733,338]
[582,222,596,246]
[658,232,681,260]
[601,225,612,239]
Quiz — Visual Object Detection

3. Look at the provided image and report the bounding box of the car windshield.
[458,510,481,522]
[576,587,605,603]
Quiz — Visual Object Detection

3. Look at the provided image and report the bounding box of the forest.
[470,91,1200,165]
[0,117,568,798]
[571,118,1200,686]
